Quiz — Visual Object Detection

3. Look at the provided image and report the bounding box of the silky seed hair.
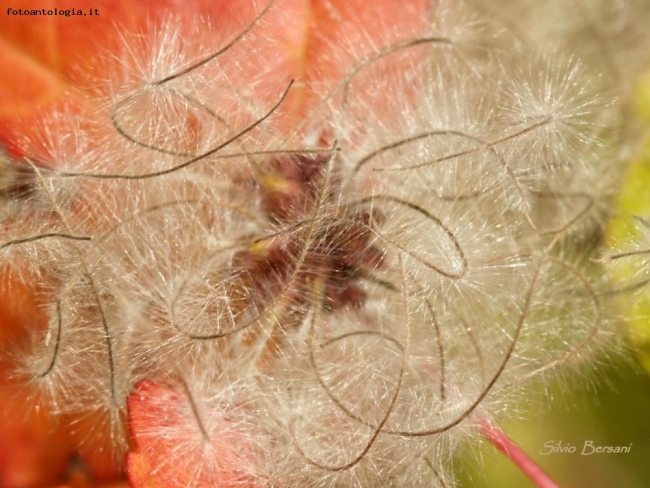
[0,0,642,485]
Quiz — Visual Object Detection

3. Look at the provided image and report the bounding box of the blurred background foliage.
[457,359,650,487]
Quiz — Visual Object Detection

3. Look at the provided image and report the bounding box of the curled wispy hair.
[0,0,633,485]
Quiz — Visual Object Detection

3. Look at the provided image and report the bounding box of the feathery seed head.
[0,0,638,485]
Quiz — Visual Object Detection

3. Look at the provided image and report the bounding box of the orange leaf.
[0,0,268,145]
[0,386,73,487]
[127,380,257,487]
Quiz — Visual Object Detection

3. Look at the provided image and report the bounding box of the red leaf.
[127,380,257,488]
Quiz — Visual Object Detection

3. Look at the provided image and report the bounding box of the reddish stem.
[478,418,560,488]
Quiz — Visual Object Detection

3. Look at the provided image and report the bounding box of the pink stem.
[477,418,560,488]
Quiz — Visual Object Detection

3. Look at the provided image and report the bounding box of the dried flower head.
[1,0,644,486]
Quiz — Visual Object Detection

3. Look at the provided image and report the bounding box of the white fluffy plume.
[1,0,644,485]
